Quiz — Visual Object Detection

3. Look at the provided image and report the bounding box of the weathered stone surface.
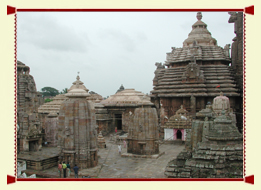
[151,12,242,133]
[127,107,159,155]
[17,60,44,153]
[57,75,98,169]
[164,95,243,178]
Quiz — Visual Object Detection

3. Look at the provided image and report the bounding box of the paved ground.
[24,135,184,178]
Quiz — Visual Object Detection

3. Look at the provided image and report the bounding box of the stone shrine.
[95,99,112,135]
[163,105,192,143]
[57,74,98,169]
[126,106,160,156]
[164,94,243,178]
[17,61,44,153]
[151,12,241,133]
[97,131,106,148]
[38,94,68,147]
[100,88,153,132]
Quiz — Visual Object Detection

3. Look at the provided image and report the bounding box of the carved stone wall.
[17,61,44,153]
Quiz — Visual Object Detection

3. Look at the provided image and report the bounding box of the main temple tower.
[151,12,241,132]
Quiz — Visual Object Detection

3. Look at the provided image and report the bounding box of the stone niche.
[127,106,159,155]
[57,75,98,169]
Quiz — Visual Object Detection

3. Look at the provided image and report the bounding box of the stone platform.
[18,147,59,171]
[121,152,165,159]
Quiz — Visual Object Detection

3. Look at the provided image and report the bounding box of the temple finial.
[196,12,202,21]
[76,72,80,81]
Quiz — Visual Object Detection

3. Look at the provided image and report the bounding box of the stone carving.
[182,62,204,83]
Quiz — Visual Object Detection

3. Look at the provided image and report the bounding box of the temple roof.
[100,89,153,107]
[68,74,89,93]
[66,74,90,98]
[183,12,217,47]
[151,64,240,97]
[38,94,68,114]
[165,12,230,65]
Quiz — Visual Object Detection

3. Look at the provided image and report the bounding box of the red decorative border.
[7,5,254,185]
[14,13,17,179]
[7,5,254,15]
[243,12,246,178]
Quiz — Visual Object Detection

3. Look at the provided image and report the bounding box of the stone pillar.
[190,95,196,118]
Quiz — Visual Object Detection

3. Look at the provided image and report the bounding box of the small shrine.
[57,74,98,169]
[97,131,106,148]
[163,105,192,142]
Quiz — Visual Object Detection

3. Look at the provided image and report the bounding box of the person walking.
[118,144,121,155]
[67,162,71,177]
[73,164,79,178]
[62,161,67,178]
[123,140,127,148]
[58,162,62,178]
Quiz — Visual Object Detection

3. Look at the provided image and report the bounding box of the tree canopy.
[40,87,59,97]
[60,88,68,94]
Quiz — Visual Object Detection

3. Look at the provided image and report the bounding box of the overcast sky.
[17,12,235,98]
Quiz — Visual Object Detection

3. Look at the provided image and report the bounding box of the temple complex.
[100,88,154,132]
[164,94,243,178]
[162,105,192,143]
[151,12,242,133]
[57,75,98,169]
[17,61,44,153]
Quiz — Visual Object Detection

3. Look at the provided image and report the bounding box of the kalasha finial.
[76,72,80,80]
[196,12,202,21]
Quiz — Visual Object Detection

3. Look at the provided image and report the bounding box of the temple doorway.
[115,114,122,130]
[29,140,38,151]
[177,130,182,140]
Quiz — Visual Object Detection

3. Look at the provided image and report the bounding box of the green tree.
[60,88,68,94]
[44,98,53,103]
[40,87,59,97]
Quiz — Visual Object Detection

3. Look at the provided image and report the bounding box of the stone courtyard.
[23,134,184,178]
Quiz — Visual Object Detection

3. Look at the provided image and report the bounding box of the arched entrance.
[176,130,182,140]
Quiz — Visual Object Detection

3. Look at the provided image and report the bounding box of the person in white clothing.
[118,144,121,154]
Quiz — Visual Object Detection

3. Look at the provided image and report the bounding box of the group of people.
[58,162,79,178]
